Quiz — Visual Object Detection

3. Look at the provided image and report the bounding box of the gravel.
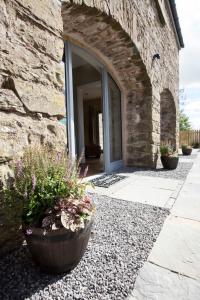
[0,195,169,300]
[117,161,193,180]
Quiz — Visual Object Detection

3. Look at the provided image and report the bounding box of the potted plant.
[182,144,192,155]
[192,142,200,149]
[160,145,179,170]
[3,146,95,274]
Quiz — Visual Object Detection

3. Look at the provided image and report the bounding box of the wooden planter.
[24,219,93,274]
[161,156,179,170]
[182,148,192,156]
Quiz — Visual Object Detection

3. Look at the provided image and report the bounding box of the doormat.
[90,174,127,188]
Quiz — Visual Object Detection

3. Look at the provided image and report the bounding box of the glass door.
[64,41,123,173]
[102,70,123,173]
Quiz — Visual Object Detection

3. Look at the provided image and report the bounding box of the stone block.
[129,262,200,300]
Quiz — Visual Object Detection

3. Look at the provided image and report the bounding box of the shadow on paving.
[0,196,169,300]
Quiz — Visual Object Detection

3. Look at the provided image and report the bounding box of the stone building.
[0,0,183,254]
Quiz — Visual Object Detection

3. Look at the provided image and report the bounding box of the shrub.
[3,146,94,232]
[182,144,192,150]
[160,145,177,157]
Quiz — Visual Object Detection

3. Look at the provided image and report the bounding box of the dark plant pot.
[193,143,200,149]
[182,148,192,156]
[161,156,179,170]
[24,219,93,274]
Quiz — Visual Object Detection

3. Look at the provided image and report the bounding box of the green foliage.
[181,144,192,150]
[160,145,177,157]
[3,146,90,226]
[179,110,192,131]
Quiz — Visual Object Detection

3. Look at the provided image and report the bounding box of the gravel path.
[0,195,169,300]
[118,161,193,180]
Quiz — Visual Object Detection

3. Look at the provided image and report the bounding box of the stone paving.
[0,196,169,300]
[128,262,200,300]
[87,154,196,210]
[86,150,200,299]
[1,151,198,299]
[128,150,200,300]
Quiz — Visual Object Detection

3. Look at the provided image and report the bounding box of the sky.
[176,0,200,129]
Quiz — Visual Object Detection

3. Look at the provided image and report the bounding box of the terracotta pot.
[182,148,192,156]
[24,219,93,274]
[161,156,179,170]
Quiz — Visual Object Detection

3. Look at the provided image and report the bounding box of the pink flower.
[26,229,32,235]
[56,152,62,161]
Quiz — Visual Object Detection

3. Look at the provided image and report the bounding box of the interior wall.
[83,98,102,146]
[72,64,101,154]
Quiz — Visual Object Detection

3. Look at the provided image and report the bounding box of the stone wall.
[62,0,180,166]
[160,89,177,148]
[0,0,181,255]
[0,0,66,256]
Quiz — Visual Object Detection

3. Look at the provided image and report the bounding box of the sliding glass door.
[102,70,123,173]
[64,41,123,173]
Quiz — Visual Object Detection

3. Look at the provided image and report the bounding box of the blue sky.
[176,0,200,129]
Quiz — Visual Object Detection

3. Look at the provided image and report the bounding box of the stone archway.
[160,89,177,149]
[62,2,154,167]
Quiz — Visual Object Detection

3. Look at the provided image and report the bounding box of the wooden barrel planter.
[24,219,93,274]
[161,156,179,170]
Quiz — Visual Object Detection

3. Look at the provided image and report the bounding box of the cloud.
[182,88,200,129]
[176,0,200,87]
[176,1,200,128]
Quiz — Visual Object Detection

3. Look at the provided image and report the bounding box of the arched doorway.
[62,2,154,169]
[160,89,177,149]
[64,42,123,174]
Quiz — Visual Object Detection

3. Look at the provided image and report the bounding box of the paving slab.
[112,184,173,207]
[128,176,181,191]
[187,173,200,184]
[164,197,177,209]
[87,175,181,209]
[172,187,200,222]
[148,215,200,280]
[128,262,200,300]
[86,176,133,196]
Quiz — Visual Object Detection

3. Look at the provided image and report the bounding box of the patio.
[0,150,199,299]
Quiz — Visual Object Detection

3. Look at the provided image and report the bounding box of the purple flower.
[56,152,62,161]
[16,160,23,177]
[31,175,36,193]
[26,229,32,235]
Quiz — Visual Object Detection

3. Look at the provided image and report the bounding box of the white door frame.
[64,41,76,158]
[77,81,102,162]
[102,68,123,173]
[64,41,123,173]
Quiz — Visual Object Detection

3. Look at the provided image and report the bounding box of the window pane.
[108,75,122,162]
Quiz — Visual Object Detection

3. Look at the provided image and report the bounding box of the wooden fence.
[180,130,200,146]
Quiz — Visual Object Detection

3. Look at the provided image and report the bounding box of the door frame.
[64,40,123,173]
